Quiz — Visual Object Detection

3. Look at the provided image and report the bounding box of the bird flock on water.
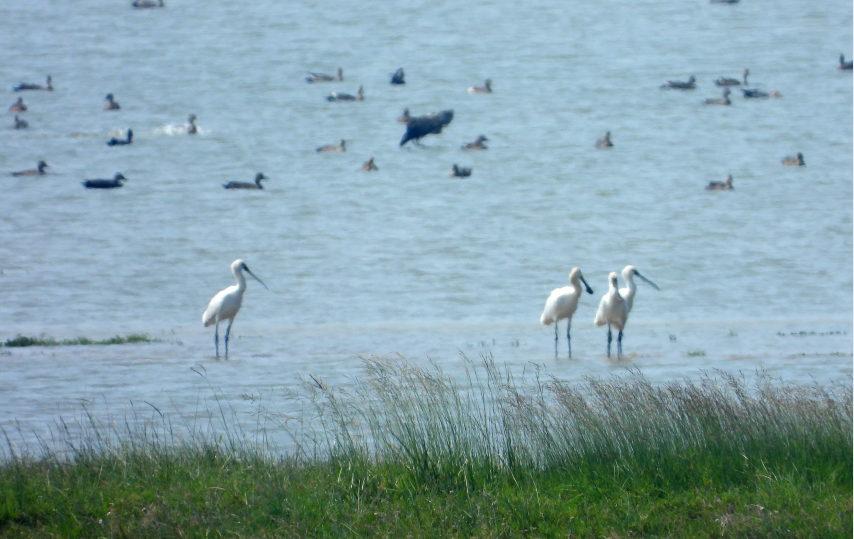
[6,1,849,357]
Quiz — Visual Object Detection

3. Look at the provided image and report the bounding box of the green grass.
[0,355,850,538]
[3,333,155,347]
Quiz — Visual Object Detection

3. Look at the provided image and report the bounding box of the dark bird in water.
[706,174,734,190]
[782,152,805,166]
[14,75,52,92]
[132,0,164,7]
[306,68,343,83]
[450,164,471,177]
[397,108,411,123]
[107,129,133,146]
[839,54,853,70]
[223,172,267,190]
[704,88,731,105]
[742,88,781,98]
[360,157,378,171]
[104,93,121,110]
[390,68,405,85]
[11,161,48,177]
[317,139,346,152]
[468,79,493,93]
[83,173,127,189]
[661,75,696,89]
[710,0,738,4]
[400,109,454,147]
[462,135,488,150]
[715,69,749,87]
[595,131,613,148]
[9,97,27,112]
[13,115,28,129]
[327,85,364,101]
[186,114,198,134]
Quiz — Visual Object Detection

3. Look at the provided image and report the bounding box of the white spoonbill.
[203,259,268,357]
[540,267,594,358]
[594,272,627,358]
[619,265,660,314]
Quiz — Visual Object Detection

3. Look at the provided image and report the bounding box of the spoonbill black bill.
[203,259,268,357]
[540,267,594,358]
[619,265,659,314]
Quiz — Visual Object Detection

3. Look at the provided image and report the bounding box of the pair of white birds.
[540,265,659,359]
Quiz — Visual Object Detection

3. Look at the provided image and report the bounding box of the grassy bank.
[3,333,155,347]
[1,356,851,538]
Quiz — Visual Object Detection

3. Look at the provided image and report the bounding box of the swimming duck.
[704,87,731,105]
[104,94,121,110]
[317,139,346,152]
[9,97,27,112]
[706,174,733,190]
[450,164,472,177]
[709,0,738,4]
[186,114,198,134]
[360,157,378,171]
[467,79,492,93]
[397,108,411,123]
[461,135,489,150]
[400,109,454,146]
[107,128,133,146]
[14,76,52,92]
[132,0,164,7]
[390,68,405,85]
[11,161,48,177]
[661,75,696,89]
[306,68,343,83]
[839,54,853,70]
[715,69,748,87]
[595,131,613,148]
[82,173,127,189]
[13,115,28,129]
[223,172,267,189]
[782,152,805,166]
[326,85,364,101]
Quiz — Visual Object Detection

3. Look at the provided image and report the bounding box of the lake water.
[1,0,851,442]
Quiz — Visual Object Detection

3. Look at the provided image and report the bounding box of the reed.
[3,333,155,347]
[0,354,850,538]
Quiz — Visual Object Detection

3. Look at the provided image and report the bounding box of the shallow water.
[1,0,851,440]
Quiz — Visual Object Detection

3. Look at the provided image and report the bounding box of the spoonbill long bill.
[594,272,627,358]
[619,265,660,313]
[540,267,594,358]
[203,259,268,357]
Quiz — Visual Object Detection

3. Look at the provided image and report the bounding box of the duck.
[400,109,454,146]
[186,114,198,134]
[397,108,411,123]
[661,75,696,89]
[704,87,731,105]
[839,54,853,70]
[223,172,267,189]
[461,135,488,150]
[14,75,52,92]
[306,67,343,83]
[782,152,805,166]
[104,94,121,110]
[82,173,127,189]
[715,69,749,87]
[326,85,364,101]
[9,97,27,112]
[450,164,471,177]
[360,157,378,171]
[467,79,492,93]
[390,68,405,85]
[706,174,734,190]
[132,0,164,7]
[11,161,48,177]
[13,115,28,129]
[106,128,133,146]
[317,140,346,152]
[595,131,613,148]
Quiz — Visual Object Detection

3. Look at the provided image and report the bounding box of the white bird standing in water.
[594,272,627,358]
[540,267,594,358]
[202,259,268,356]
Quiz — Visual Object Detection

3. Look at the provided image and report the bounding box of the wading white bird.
[202,259,268,356]
[619,265,659,314]
[594,268,659,358]
[540,267,594,358]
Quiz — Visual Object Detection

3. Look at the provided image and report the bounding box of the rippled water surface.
[1,0,852,437]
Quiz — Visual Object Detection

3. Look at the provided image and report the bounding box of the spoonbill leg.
[617,330,623,358]
[224,319,234,356]
[554,325,559,358]
[566,322,572,358]
[214,322,220,356]
[607,326,612,357]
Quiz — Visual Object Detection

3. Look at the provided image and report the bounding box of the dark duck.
[83,173,127,189]
[11,161,48,177]
[14,75,52,92]
[223,173,268,189]
[400,109,454,146]
[107,129,133,146]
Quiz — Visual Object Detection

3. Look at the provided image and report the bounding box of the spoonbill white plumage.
[540,267,594,358]
[202,259,268,356]
[594,272,627,358]
[619,265,660,314]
